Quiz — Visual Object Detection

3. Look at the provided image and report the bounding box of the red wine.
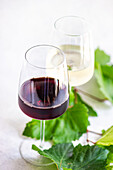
[18,77,69,120]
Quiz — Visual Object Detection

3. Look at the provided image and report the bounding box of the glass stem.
[39,120,45,149]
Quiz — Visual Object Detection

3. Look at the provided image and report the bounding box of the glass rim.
[25,44,66,69]
[54,15,91,37]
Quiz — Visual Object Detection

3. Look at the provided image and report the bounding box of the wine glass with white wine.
[51,16,94,89]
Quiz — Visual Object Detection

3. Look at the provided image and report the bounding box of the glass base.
[19,138,54,167]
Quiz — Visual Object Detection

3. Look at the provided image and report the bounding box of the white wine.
[47,44,94,87]
[60,45,94,87]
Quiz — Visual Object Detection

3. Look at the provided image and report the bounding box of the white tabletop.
[0,0,113,169]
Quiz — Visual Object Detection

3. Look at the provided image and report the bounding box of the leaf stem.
[74,88,78,104]
[87,139,96,144]
[74,88,107,102]
[68,105,73,108]
[86,129,102,144]
[87,129,102,136]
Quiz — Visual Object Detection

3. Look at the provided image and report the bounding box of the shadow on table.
[7,158,57,170]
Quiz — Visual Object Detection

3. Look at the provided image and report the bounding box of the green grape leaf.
[95,48,110,65]
[102,129,106,135]
[23,119,57,141]
[96,126,113,169]
[71,144,108,170]
[53,104,89,144]
[69,88,75,106]
[32,143,109,170]
[66,104,88,134]
[96,126,113,146]
[32,143,74,169]
[107,152,113,164]
[106,146,113,153]
[23,119,40,139]
[69,88,97,116]
[101,65,113,80]
[52,119,79,144]
[95,63,113,103]
[106,152,113,170]
[106,167,113,170]
[77,93,97,116]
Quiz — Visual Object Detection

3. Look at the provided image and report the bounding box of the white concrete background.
[0,0,113,169]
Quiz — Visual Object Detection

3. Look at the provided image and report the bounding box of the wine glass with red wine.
[18,45,69,166]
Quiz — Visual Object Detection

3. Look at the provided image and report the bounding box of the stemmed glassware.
[18,45,69,166]
[18,16,94,167]
[52,16,94,89]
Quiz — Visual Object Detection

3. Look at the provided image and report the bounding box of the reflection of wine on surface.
[60,45,94,87]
